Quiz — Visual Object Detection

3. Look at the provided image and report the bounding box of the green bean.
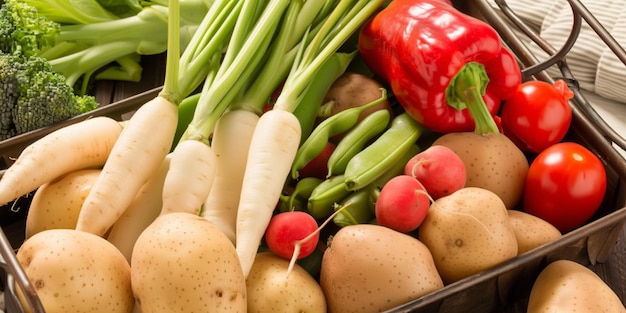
[326,108,390,177]
[344,113,425,191]
[290,88,388,179]
[307,174,351,219]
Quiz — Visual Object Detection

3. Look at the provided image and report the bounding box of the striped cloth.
[486,0,626,156]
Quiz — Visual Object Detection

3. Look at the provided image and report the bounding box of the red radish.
[375,175,430,233]
[264,211,320,261]
[299,142,336,179]
[404,145,466,199]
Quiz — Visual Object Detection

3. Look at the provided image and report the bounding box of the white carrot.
[75,97,179,236]
[0,116,122,206]
[234,0,387,277]
[201,109,258,244]
[160,139,216,216]
[235,109,301,276]
[75,0,183,236]
[107,156,170,263]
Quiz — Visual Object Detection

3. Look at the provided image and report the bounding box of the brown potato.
[418,187,518,284]
[432,132,529,210]
[507,210,561,255]
[528,260,626,312]
[320,224,443,313]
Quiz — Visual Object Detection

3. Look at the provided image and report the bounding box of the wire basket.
[466,0,626,170]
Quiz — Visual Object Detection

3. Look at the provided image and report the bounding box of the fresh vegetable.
[326,108,391,177]
[318,71,392,126]
[375,175,430,233]
[0,116,122,206]
[235,0,386,278]
[418,187,518,284]
[299,141,336,179]
[75,0,188,236]
[16,229,133,313]
[247,252,326,313]
[201,109,258,244]
[527,260,626,313]
[500,80,574,153]
[106,156,170,263]
[22,0,213,95]
[507,210,561,255]
[522,142,607,233]
[25,168,101,239]
[131,212,247,313]
[343,112,425,191]
[358,0,521,133]
[332,187,376,227]
[160,139,216,215]
[0,52,98,140]
[307,174,352,220]
[404,145,466,200]
[291,89,388,180]
[264,211,320,261]
[320,224,444,313]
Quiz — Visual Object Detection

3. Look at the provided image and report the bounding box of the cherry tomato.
[523,142,607,233]
[501,80,574,153]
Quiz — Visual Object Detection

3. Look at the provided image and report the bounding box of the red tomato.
[523,142,607,233]
[501,80,574,153]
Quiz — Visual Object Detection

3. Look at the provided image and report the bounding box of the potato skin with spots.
[432,132,529,209]
[246,252,326,313]
[131,212,246,313]
[320,224,443,313]
[418,187,518,284]
[16,229,133,313]
[528,260,626,313]
[25,169,101,239]
[507,210,561,255]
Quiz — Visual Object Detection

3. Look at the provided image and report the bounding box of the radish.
[375,175,431,233]
[264,211,320,261]
[404,145,467,200]
[0,116,122,206]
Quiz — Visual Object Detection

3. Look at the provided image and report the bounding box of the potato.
[507,210,562,255]
[131,212,246,313]
[432,132,529,209]
[320,224,443,313]
[16,229,133,313]
[247,252,326,313]
[25,168,101,239]
[528,260,626,312]
[320,72,391,123]
[418,187,518,284]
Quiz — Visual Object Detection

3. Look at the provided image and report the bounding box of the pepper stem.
[446,62,500,135]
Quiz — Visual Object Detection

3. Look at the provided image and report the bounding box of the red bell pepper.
[358,0,521,134]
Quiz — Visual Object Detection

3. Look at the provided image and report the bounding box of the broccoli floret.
[0,52,98,140]
[0,0,59,57]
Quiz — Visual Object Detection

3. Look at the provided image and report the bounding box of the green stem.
[159,0,180,104]
[446,62,499,135]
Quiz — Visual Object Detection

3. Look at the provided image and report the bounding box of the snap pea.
[332,186,376,228]
[344,112,425,191]
[307,174,351,220]
[291,88,388,179]
[292,52,356,145]
[326,108,391,177]
[278,177,323,212]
